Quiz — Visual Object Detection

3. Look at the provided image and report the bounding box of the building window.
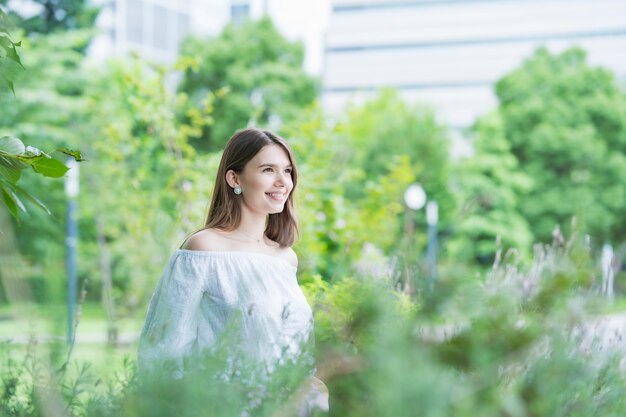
[152,4,168,49]
[127,0,144,44]
[231,3,250,26]
[176,12,190,49]
[122,0,191,57]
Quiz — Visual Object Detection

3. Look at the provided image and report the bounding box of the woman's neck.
[234,212,267,244]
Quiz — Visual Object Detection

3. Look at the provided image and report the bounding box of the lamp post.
[65,159,79,344]
[404,183,438,289]
[404,183,426,212]
[404,184,425,294]
[426,201,439,288]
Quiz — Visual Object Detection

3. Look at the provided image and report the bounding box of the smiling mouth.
[266,192,287,201]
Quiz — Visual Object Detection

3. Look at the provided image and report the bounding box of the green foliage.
[495,47,626,242]
[283,91,455,284]
[308,231,623,417]
[0,0,99,35]
[0,8,24,95]
[78,56,212,306]
[4,24,626,417]
[339,89,453,222]
[179,17,319,150]
[0,29,91,290]
[334,89,455,285]
[283,103,420,281]
[0,135,84,220]
[2,214,625,417]
[0,29,210,307]
[448,112,534,264]
[0,21,83,222]
[0,22,313,310]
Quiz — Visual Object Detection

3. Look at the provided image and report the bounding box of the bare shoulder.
[279,246,298,268]
[181,229,227,252]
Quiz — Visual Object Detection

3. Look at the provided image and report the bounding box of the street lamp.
[65,159,79,344]
[403,183,425,294]
[404,183,426,211]
[426,200,439,287]
[404,183,438,289]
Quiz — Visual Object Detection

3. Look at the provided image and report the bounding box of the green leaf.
[0,34,23,67]
[0,32,23,94]
[58,148,87,162]
[0,136,26,154]
[1,178,52,216]
[0,56,25,83]
[5,185,25,213]
[1,189,18,219]
[0,76,14,95]
[31,156,70,178]
[13,182,51,215]
[0,137,28,181]
[1,183,21,220]
[0,161,21,184]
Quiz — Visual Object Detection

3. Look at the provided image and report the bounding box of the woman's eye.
[263,167,273,172]
[285,169,292,174]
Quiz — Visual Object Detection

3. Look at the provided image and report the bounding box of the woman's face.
[231,144,294,215]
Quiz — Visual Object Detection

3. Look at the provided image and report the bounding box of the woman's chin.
[268,203,286,214]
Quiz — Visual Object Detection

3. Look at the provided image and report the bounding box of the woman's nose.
[275,171,289,185]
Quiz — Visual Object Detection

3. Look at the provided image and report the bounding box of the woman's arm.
[137,255,207,378]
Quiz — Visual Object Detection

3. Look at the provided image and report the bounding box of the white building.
[89,0,222,63]
[323,0,626,130]
[89,0,330,73]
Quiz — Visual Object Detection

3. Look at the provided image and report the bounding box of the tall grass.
[1,230,625,416]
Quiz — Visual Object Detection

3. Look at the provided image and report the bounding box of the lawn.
[0,301,143,378]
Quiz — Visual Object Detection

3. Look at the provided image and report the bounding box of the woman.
[138,128,328,415]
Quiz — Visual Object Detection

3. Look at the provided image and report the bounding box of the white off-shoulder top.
[137,249,314,377]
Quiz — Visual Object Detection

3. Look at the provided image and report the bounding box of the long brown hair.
[204,127,298,247]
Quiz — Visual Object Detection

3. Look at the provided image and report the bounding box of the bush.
[2,231,625,416]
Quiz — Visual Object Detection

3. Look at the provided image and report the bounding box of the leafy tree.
[281,91,454,285]
[283,101,428,283]
[0,0,98,35]
[340,89,453,214]
[0,29,96,311]
[338,89,454,238]
[448,112,533,264]
[79,57,214,312]
[0,29,196,311]
[0,11,81,222]
[495,48,626,243]
[178,17,319,151]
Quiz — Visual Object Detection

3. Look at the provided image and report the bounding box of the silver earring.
[234,186,242,195]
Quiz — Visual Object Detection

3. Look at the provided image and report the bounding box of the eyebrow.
[257,163,293,169]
